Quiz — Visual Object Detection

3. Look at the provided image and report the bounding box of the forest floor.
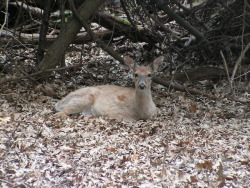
[0,49,249,187]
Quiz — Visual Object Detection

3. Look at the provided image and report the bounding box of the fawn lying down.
[55,56,164,121]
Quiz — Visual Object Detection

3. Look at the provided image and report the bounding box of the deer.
[54,56,164,121]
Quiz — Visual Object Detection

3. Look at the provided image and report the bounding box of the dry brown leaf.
[35,84,57,97]
[190,175,198,183]
[105,148,117,152]
[196,161,213,169]
[190,103,197,113]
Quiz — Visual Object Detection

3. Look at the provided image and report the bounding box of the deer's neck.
[134,89,156,120]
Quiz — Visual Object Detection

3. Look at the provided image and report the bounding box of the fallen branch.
[160,66,249,82]
[9,1,43,17]
[153,77,218,100]
[0,64,82,85]
[153,76,250,104]
[0,29,114,46]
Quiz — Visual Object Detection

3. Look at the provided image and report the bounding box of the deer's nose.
[138,83,146,89]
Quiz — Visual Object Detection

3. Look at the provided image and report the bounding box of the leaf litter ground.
[0,52,249,187]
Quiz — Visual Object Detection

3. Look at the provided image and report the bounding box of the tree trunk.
[37,0,52,64]
[37,0,104,71]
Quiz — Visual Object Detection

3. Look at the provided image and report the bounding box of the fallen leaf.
[190,104,197,113]
[0,115,11,124]
[196,161,213,169]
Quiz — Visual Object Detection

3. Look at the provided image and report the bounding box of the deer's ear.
[152,56,164,72]
[124,56,136,71]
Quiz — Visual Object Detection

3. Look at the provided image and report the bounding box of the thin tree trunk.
[59,0,67,69]
[37,0,105,71]
[37,0,52,64]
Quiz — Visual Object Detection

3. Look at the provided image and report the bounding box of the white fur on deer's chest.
[134,91,157,120]
[135,100,157,120]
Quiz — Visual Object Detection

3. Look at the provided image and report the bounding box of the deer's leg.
[55,93,95,116]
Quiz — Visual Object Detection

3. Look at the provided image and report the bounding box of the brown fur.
[54,56,164,121]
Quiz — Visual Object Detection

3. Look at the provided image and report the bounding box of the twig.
[69,0,125,64]
[242,0,247,52]
[231,42,250,83]
[234,70,250,79]
[0,0,9,36]
[120,0,137,30]
[138,2,179,40]
[162,141,168,167]
[155,0,206,43]
[153,77,218,100]
[172,0,210,30]
[153,76,250,104]
[220,50,234,95]
[0,178,14,186]
[9,1,43,16]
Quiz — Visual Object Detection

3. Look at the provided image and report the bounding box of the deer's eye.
[134,73,139,77]
[148,74,152,77]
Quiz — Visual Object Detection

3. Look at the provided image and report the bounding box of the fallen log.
[0,29,114,47]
